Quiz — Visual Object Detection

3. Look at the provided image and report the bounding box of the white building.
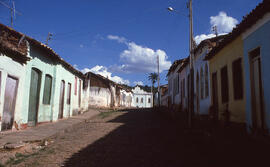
[193,35,226,116]
[131,86,152,108]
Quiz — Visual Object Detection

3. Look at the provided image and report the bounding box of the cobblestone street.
[2,109,270,167]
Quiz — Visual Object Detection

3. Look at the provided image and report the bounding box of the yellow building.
[205,36,246,124]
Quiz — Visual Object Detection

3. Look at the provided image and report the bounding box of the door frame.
[28,68,42,126]
[58,80,65,119]
[249,47,265,130]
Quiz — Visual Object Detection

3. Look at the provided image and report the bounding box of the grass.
[4,148,55,166]
[98,111,117,119]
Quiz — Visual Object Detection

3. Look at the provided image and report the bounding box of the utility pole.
[157,54,161,107]
[212,26,218,37]
[188,0,194,128]
[46,32,53,45]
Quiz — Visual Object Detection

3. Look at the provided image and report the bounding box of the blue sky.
[0,0,262,86]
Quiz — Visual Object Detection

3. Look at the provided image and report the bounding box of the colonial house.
[85,72,115,108]
[241,0,270,132]
[0,23,88,131]
[167,59,185,109]
[177,58,189,112]
[205,23,246,125]
[160,84,169,107]
[131,86,152,108]
[193,35,226,116]
[119,86,133,108]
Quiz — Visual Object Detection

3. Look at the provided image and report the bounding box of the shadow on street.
[64,109,270,167]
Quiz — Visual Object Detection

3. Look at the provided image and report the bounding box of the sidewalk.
[0,109,100,147]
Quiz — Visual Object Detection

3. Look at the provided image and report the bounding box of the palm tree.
[148,73,158,106]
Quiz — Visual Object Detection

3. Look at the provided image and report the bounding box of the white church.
[131,86,153,108]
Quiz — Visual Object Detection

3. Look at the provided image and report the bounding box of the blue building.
[242,0,270,133]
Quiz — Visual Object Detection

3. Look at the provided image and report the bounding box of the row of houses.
[0,23,152,132]
[164,0,270,133]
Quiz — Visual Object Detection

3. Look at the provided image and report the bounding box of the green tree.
[148,73,158,106]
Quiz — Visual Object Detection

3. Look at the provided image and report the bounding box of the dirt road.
[3,109,270,167]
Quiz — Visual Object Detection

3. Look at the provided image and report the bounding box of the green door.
[28,68,41,126]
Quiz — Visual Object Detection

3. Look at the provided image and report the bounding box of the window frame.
[43,74,53,105]
[232,58,244,100]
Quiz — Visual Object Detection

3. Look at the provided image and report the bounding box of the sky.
[0,0,262,86]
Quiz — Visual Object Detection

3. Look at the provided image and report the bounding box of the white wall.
[89,87,112,108]
[131,86,152,108]
[0,53,27,130]
[194,47,211,115]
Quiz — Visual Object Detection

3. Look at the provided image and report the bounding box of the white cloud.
[210,12,238,33]
[107,35,127,44]
[194,12,238,44]
[133,81,144,86]
[81,65,130,85]
[194,34,216,45]
[107,35,172,74]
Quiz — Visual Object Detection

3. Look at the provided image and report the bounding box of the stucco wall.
[209,36,246,123]
[89,87,112,107]
[0,54,27,130]
[131,86,152,108]
[194,48,211,115]
[22,46,57,124]
[243,18,270,131]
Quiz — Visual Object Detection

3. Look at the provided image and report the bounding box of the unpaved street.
[3,109,270,167]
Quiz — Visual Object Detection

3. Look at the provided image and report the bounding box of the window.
[141,98,143,103]
[67,83,71,104]
[200,67,204,99]
[221,66,229,103]
[205,64,209,98]
[74,77,77,95]
[232,58,244,100]
[148,98,151,103]
[43,75,52,104]
[136,97,139,103]
[176,75,179,94]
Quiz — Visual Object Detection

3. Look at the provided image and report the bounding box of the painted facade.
[208,36,246,123]
[131,86,152,108]
[177,58,189,112]
[0,24,88,131]
[242,13,270,132]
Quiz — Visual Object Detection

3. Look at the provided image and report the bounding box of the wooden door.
[1,76,18,131]
[78,80,81,107]
[58,80,65,119]
[212,72,218,121]
[67,83,71,117]
[28,68,41,126]
[250,51,265,129]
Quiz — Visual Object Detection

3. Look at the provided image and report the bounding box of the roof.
[167,59,185,76]
[177,57,189,73]
[0,23,84,78]
[205,0,270,60]
[0,24,30,63]
[193,35,227,55]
